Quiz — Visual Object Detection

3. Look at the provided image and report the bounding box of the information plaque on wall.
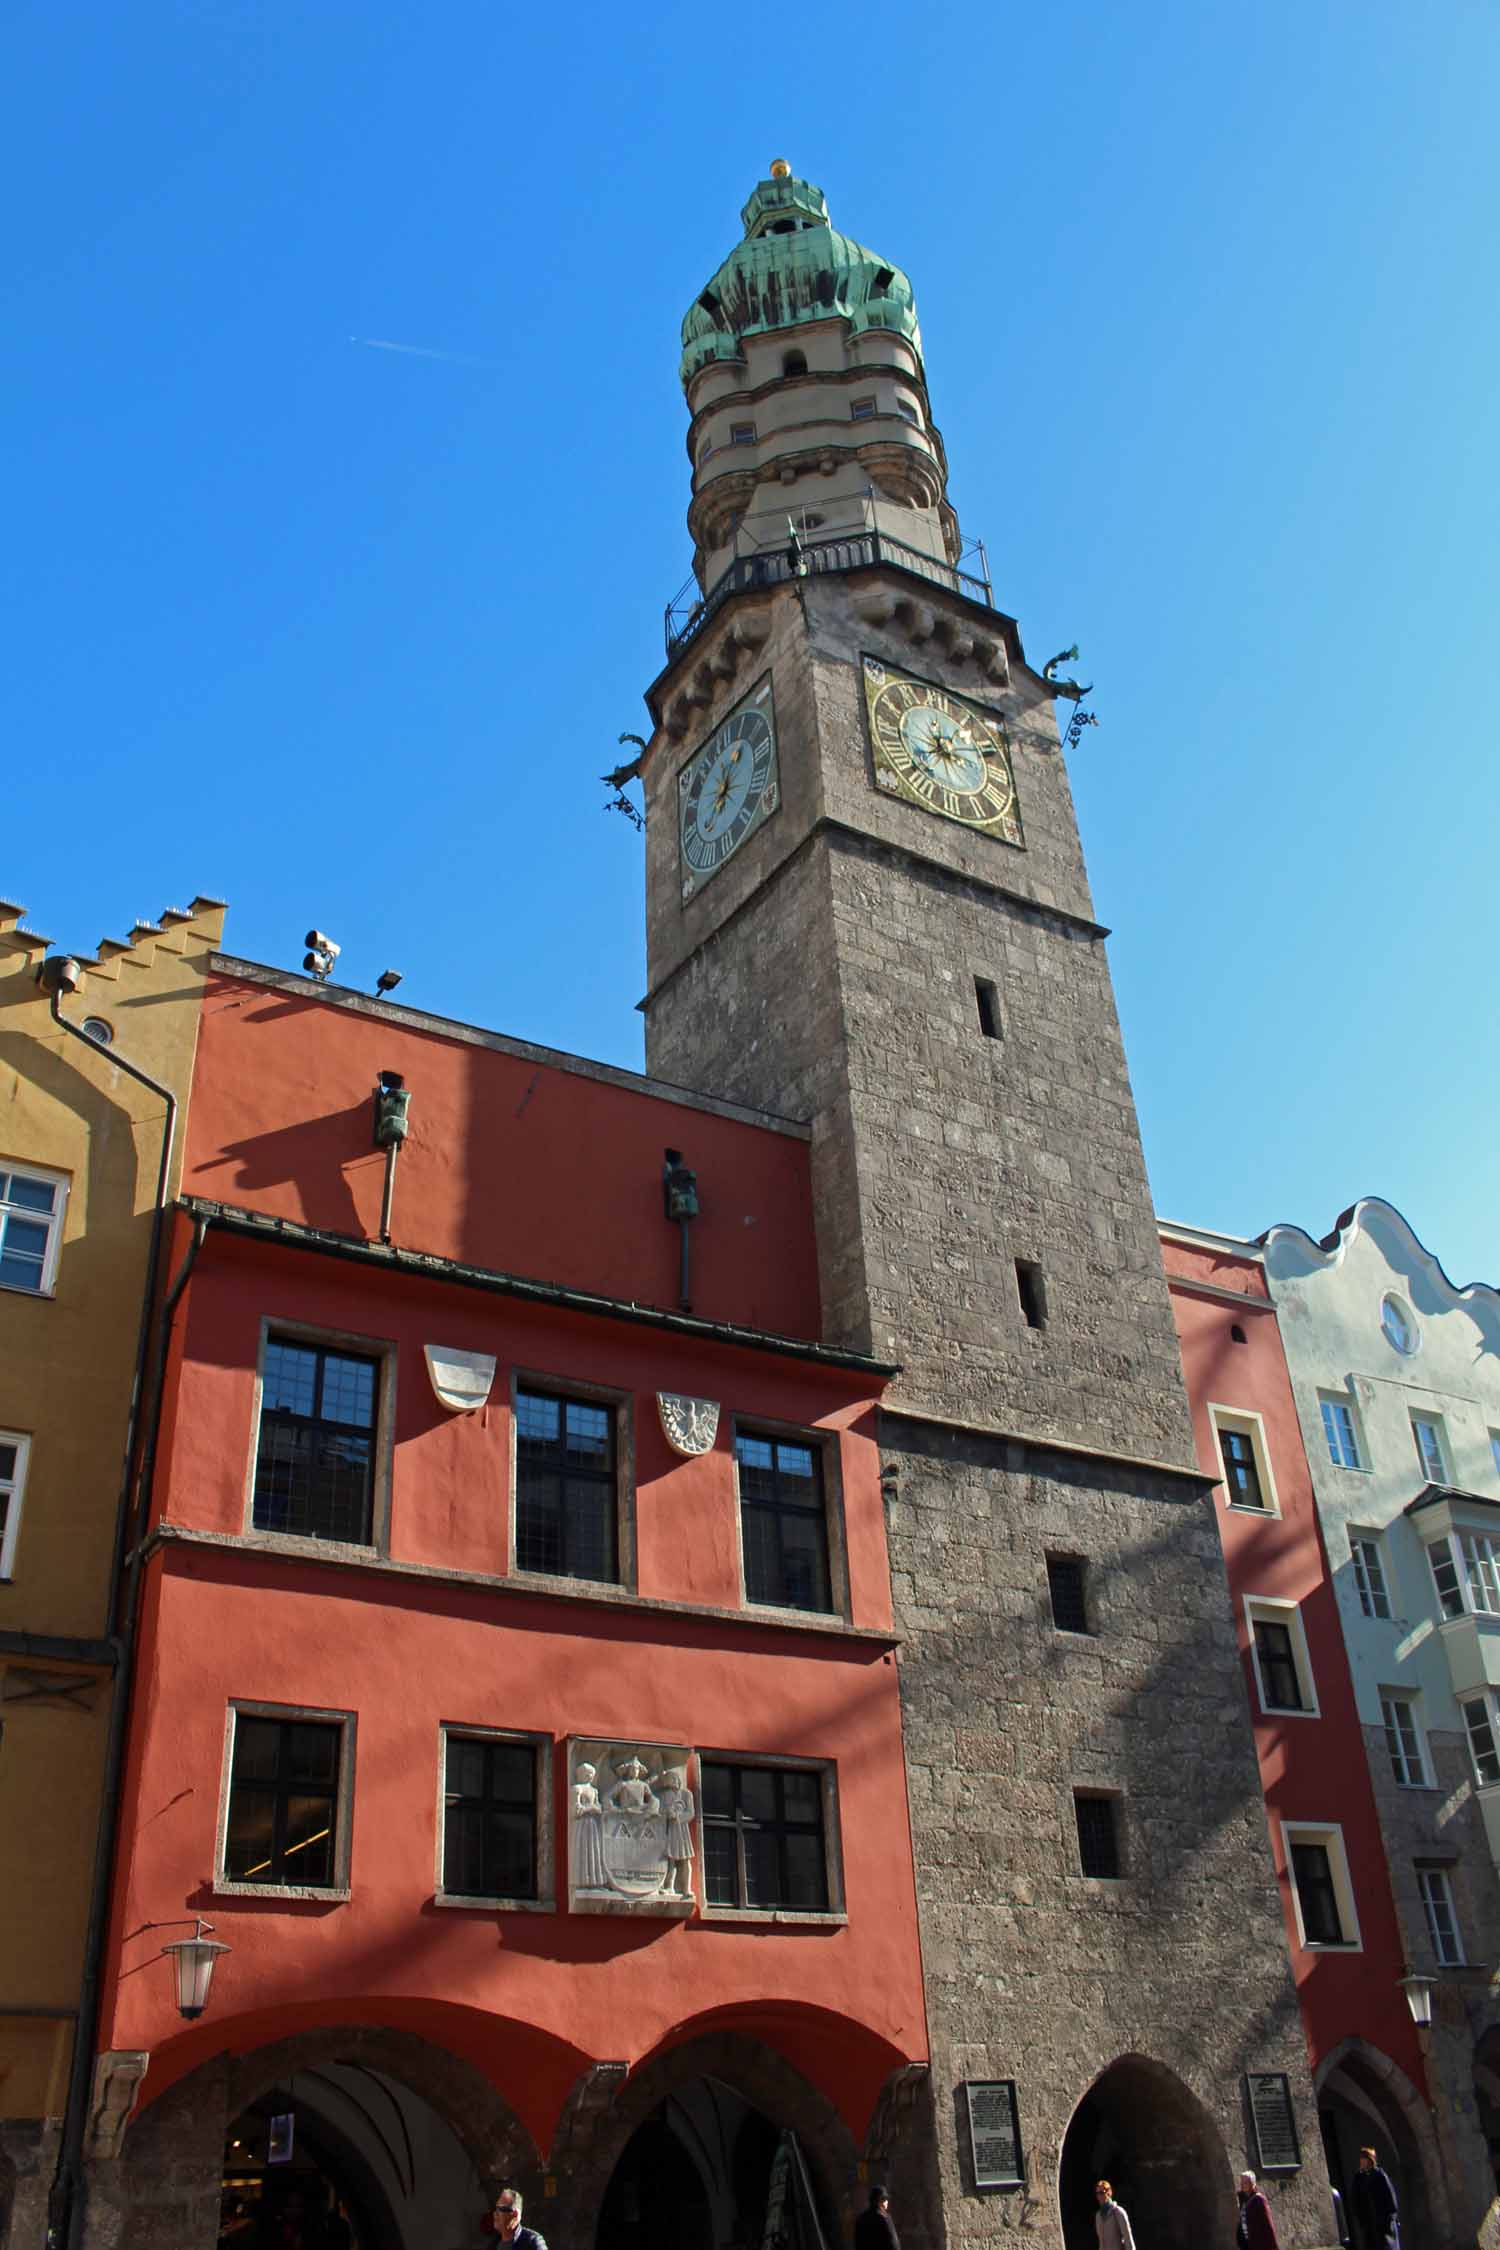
[1246,2073,1301,2172]
[963,2080,1024,2189]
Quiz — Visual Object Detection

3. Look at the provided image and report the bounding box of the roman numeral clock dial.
[678,679,779,902]
[863,659,1024,847]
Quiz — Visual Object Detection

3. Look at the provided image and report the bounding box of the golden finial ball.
[769,158,792,179]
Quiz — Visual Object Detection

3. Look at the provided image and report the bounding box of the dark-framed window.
[225,1713,343,1887]
[736,1429,832,1613]
[442,1733,538,1901]
[702,1761,830,1912]
[1254,1620,1304,1711]
[1074,1793,1120,1878]
[1219,1425,1265,1508]
[253,1336,379,1544]
[1289,1841,1343,1944]
[514,1387,618,1582]
[1047,1554,1089,1635]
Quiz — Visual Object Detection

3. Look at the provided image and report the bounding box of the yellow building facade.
[0,895,224,2244]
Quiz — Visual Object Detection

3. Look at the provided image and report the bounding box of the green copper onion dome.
[680,161,923,391]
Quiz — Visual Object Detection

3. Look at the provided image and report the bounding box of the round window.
[82,1016,114,1048]
[1380,1293,1417,1354]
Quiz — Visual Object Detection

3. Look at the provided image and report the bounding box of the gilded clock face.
[678,679,779,900]
[863,659,1023,846]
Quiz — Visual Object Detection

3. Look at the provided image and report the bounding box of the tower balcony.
[665,520,993,660]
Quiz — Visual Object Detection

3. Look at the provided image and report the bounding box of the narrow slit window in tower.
[1015,1259,1047,1330]
[782,349,808,377]
[974,977,1002,1039]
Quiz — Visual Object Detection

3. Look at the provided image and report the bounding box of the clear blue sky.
[6,4,1498,1280]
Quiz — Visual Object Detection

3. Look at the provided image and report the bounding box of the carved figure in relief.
[572,1761,609,1892]
[653,1766,696,1899]
[603,1755,669,1892]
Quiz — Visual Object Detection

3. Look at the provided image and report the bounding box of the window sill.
[213,1881,351,1904]
[239,1528,380,1566]
[1226,1502,1280,1519]
[1300,1940,1361,1953]
[0,1282,54,1300]
[433,1890,554,1915]
[699,1906,847,1928]
[745,1599,844,1628]
[1261,1704,1321,1721]
[512,1566,632,1600]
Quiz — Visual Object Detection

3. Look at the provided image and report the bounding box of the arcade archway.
[596,2078,830,2250]
[1058,2056,1232,2250]
[1315,2039,1436,2250]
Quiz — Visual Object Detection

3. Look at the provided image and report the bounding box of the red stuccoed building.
[85,951,930,2249]
[1160,1223,1442,2235]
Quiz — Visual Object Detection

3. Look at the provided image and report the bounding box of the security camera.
[304,930,341,962]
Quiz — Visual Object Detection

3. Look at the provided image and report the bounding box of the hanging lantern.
[160,1918,229,2020]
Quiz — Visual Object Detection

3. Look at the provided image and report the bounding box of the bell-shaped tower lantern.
[679,160,961,595]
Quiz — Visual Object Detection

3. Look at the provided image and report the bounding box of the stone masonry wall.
[644,569,1329,2247]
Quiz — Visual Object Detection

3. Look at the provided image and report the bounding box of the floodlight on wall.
[375,969,403,997]
[1398,1971,1435,2029]
[302,930,341,981]
[160,1918,229,2020]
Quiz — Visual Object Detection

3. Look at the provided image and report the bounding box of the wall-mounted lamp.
[373,1072,411,1245]
[1398,1971,1435,2029]
[160,1918,229,2021]
[663,1150,699,1313]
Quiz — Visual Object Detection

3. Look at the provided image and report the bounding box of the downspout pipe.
[50,1207,207,2250]
[37,958,182,2249]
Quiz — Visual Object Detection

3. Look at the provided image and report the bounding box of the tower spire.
[679,167,957,594]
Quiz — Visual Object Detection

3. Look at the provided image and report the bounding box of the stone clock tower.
[639,167,1326,2250]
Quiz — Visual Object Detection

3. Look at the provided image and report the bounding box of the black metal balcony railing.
[664,530,993,658]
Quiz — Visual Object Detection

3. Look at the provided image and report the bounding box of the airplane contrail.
[350,335,499,369]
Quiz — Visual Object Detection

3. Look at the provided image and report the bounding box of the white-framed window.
[1351,1535,1392,1620]
[1281,1821,1362,1950]
[1462,1693,1500,1786]
[1491,1430,1500,1481]
[1412,1413,1449,1484]
[1319,1394,1363,1470]
[437,1726,552,1911]
[1379,1690,1430,1786]
[1416,1865,1465,1967]
[1211,1406,1279,1515]
[0,1163,68,1296]
[1381,1294,1418,1355]
[1245,1597,1319,1717]
[217,1701,356,1897]
[729,422,756,446]
[850,397,876,420]
[1427,1530,1500,1620]
[0,1432,31,1578]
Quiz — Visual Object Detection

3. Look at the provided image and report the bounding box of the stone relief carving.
[657,1392,720,1457]
[423,1345,497,1414]
[568,1738,696,1914]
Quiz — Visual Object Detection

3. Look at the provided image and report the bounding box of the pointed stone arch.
[1058,2052,1234,2250]
[1314,2035,1444,2248]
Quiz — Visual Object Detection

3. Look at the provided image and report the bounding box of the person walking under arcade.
[1095,2179,1136,2250]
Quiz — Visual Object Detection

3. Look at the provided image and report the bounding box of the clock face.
[863,659,1023,846]
[678,680,779,900]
